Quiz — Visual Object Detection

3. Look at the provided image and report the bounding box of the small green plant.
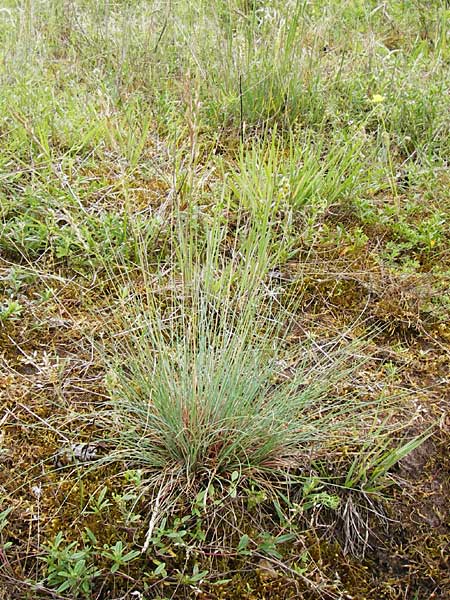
[112,488,142,525]
[41,532,101,598]
[301,477,341,511]
[150,516,191,555]
[0,300,23,321]
[101,540,140,574]
[0,506,13,552]
[246,485,268,511]
[37,287,54,303]
[256,531,296,559]
[147,560,168,579]
[237,533,251,556]
[175,563,209,586]
[85,486,112,516]
[123,468,143,487]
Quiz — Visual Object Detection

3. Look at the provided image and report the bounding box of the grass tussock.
[96,231,370,483]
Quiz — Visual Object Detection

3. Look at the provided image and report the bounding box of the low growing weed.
[40,532,101,598]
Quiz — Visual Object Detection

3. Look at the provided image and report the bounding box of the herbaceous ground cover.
[0,1,449,598]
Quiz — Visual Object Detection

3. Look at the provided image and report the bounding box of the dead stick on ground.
[142,484,165,553]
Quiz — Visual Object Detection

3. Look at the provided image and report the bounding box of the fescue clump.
[91,219,402,508]
[101,279,354,480]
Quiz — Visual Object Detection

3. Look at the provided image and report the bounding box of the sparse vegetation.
[1,1,449,599]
